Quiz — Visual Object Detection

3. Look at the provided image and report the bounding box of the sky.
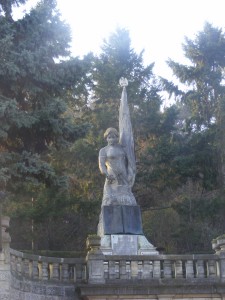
[55,0,225,79]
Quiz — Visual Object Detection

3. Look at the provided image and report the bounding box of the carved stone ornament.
[119,77,128,87]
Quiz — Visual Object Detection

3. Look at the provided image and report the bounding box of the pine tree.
[69,29,183,250]
[0,0,93,249]
[160,23,225,189]
[166,23,225,128]
[160,23,225,252]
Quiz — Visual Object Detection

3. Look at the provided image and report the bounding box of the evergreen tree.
[70,28,184,251]
[160,23,225,189]
[165,23,225,128]
[0,0,92,249]
[160,23,225,252]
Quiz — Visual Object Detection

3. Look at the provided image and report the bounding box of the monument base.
[100,234,158,255]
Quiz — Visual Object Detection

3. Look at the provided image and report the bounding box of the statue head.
[104,128,119,146]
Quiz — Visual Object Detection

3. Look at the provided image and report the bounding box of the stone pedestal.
[99,205,158,255]
[86,236,105,284]
[100,234,158,255]
[102,205,143,235]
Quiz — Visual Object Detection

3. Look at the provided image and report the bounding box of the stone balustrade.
[10,251,219,283]
[6,245,225,299]
[10,248,86,283]
[10,248,222,284]
[102,254,219,280]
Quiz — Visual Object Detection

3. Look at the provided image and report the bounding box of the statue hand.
[128,174,134,186]
[106,174,116,184]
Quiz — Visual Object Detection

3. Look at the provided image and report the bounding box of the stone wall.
[10,274,77,300]
[9,248,86,300]
[2,235,225,299]
[0,252,10,300]
[0,216,11,300]
[77,295,224,300]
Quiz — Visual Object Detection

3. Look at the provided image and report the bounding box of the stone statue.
[97,78,158,255]
[98,78,144,237]
[99,127,136,206]
[99,78,136,206]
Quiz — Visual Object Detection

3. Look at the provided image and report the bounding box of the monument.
[97,78,158,255]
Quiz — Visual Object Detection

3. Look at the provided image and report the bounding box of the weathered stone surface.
[102,205,143,235]
[7,247,225,299]
[10,274,76,300]
[111,235,138,255]
[102,206,123,234]
[0,295,10,300]
[78,281,225,298]
[98,81,140,237]
[86,245,105,284]
[97,80,159,256]
[122,205,143,234]
[138,235,159,255]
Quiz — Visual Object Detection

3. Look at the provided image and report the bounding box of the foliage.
[159,23,225,252]
[3,14,225,254]
[0,0,94,249]
[72,28,165,213]
[161,23,225,191]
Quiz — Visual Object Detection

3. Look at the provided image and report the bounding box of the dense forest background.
[1,0,225,254]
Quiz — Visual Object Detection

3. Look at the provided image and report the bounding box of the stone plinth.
[100,234,158,255]
[86,236,105,284]
[102,205,143,235]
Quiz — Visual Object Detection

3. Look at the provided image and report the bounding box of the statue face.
[107,133,118,146]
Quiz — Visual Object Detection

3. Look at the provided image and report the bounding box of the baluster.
[109,260,116,279]
[103,261,109,279]
[186,260,194,278]
[138,261,143,279]
[32,260,39,279]
[10,255,16,273]
[175,260,183,278]
[23,259,30,277]
[68,265,74,281]
[16,257,22,276]
[42,261,49,280]
[52,262,60,280]
[207,260,217,278]
[73,265,76,282]
[163,260,172,278]
[153,260,161,278]
[131,260,139,278]
[142,260,152,279]
[126,261,131,279]
[61,263,69,281]
[82,264,87,281]
[115,261,119,279]
[119,260,127,279]
[76,262,82,281]
[196,260,205,278]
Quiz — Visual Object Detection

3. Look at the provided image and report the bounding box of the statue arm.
[99,148,108,176]
[99,148,116,184]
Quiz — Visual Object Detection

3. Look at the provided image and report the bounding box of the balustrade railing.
[10,248,86,283]
[103,254,220,281]
[10,248,223,284]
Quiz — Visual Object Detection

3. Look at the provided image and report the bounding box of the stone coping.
[104,253,219,260]
[10,248,219,262]
[10,248,86,264]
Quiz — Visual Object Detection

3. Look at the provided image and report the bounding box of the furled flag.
[119,77,136,186]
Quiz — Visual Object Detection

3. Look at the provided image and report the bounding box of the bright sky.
[56,0,225,79]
